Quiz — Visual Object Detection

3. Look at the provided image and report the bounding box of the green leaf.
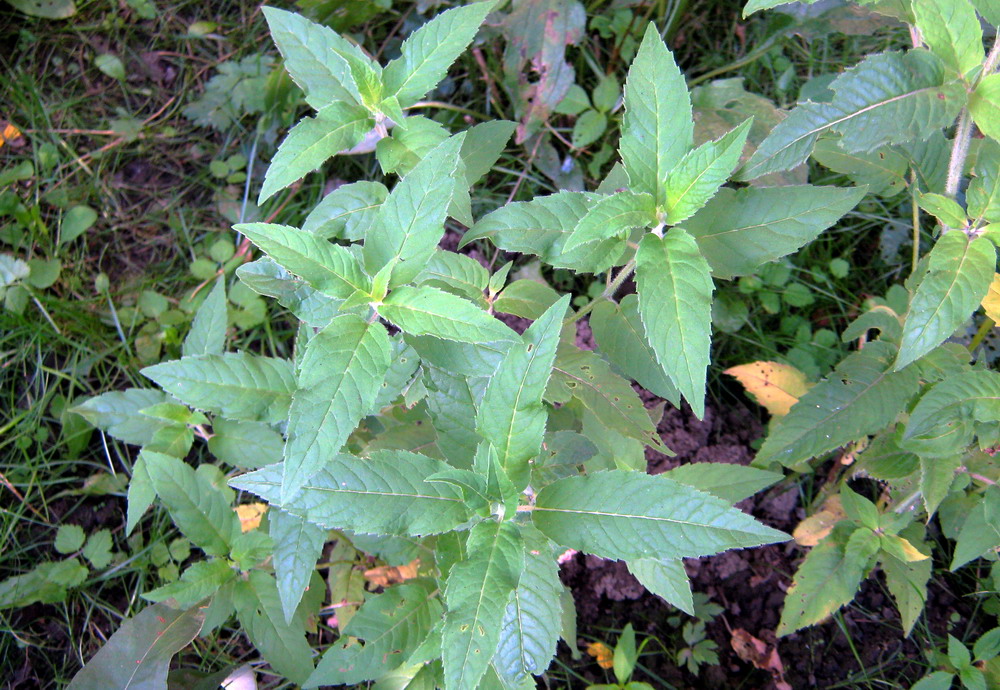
[143,451,240,557]
[684,186,867,279]
[532,471,788,561]
[382,0,497,106]
[738,51,965,180]
[663,118,751,225]
[71,388,172,446]
[911,672,958,690]
[970,73,1000,143]
[882,525,931,636]
[414,251,489,305]
[590,295,681,405]
[127,453,154,535]
[477,296,569,489]
[271,510,327,624]
[571,109,607,149]
[811,139,909,197]
[548,347,667,452]
[207,418,283,469]
[951,486,1000,569]
[920,455,962,516]
[493,280,561,320]
[903,370,1000,450]
[55,524,85,554]
[424,366,485,469]
[182,278,227,357]
[661,463,783,503]
[307,580,442,687]
[493,526,563,684]
[283,314,392,499]
[363,135,465,286]
[380,285,516,344]
[26,257,61,288]
[442,521,523,690]
[141,354,296,424]
[912,0,984,76]
[754,342,920,467]
[620,24,692,206]
[635,229,714,418]
[66,603,204,690]
[143,559,236,609]
[235,222,370,299]
[563,191,655,251]
[627,558,694,614]
[81,529,113,569]
[967,139,1000,225]
[7,0,76,19]
[918,192,968,228]
[840,486,879,530]
[303,181,388,240]
[259,102,372,203]
[460,120,517,187]
[230,451,471,537]
[777,525,879,636]
[896,232,996,370]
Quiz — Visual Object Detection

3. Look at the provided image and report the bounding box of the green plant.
[584,624,655,690]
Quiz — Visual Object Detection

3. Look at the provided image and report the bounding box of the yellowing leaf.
[982,273,1000,322]
[0,123,25,150]
[362,558,421,587]
[724,361,811,417]
[586,641,614,669]
[235,502,267,532]
[793,495,846,547]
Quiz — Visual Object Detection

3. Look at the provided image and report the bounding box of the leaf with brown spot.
[724,361,811,417]
[235,503,268,532]
[363,558,421,587]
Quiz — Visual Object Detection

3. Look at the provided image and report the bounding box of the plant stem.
[945,109,973,199]
[910,167,921,275]
[968,315,994,352]
[572,257,637,322]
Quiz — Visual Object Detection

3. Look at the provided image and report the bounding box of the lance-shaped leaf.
[967,140,1000,226]
[383,0,497,106]
[912,0,984,77]
[619,23,692,206]
[230,451,471,536]
[307,579,442,687]
[65,603,205,690]
[380,285,516,344]
[635,229,714,419]
[662,463,783,503]
[363,135,464,286]
[754,341,920,468]
[282,314,392,499]
[883,525,932,637]
[271,510,328,624]
[141,353,296,424]
[71,388,172,446]
[738,51,965,180]
[414,251,490,306]
[477,296,569,489]
[493,526,563,684]
[461,191,625,273]
[532,471,788,561]
[627,558,694,614]
[143,450,240,557]
[591,295,681,405]
[425,366,486,469]
[442,521,524,690]
[303,181,388,241]
[663,118,751,225]
[904,370,1000,446]
[971,74,1000,143]
[684,185,867,279]
[951,486,1000,570]
[143,559,236,609]
[183,278,227,357]
[811,138,909,197]
[563,191,655,251]
[896,232,996,370]
[259,102,372,203]
[235,222,370,299]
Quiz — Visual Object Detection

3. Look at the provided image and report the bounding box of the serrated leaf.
[307,580,442,687]
[207,418,283,469]
[230,451,471,536]
[143,559,236,609]
[918,192,968,228]
[383,0,497,106]
[141,354,296,424]
[414,251,489,305]
[663,118,751,224]
[424,366,486,469]
[635,229,714,419]
[460,120,517,187]
[303,181,388,240]
[442,521,523,690]
[882,525,931,636]
[913,0,984,76]
[724,360,811,417]
[143,451,240,557]
[811,139,909,197]
[493,526,562,684]
[380,285,516,344]
[590,295,681,405]
[755,342,920,467]
[563,191,655,251]
[620,24,692,206]
[364,135,465,286]
[738,51,965,180]
[71,389,172,446]
[236,257,342,327]
[970,73,1000,143]
[55,524,85,554]
[903,371,1000,459]
[235,222,370,299]
[896,232,996,370]
[127,453,154,535]
[183,278,227,357]
[532,471,788,561]
[81,529,113,569]
[283,314,392,500]
[493,280,560,320]
[65,603,204,690]
[662,463,783,503]
[968,140,1000,225]
[477,296,569,489]
[627,558,694,614]
[952,487,1000,569]
[270,510,327,624]
[259,102,372,203]
[684,185,866,279]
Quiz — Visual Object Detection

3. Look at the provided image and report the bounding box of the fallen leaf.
[730,628,791,690]
[982,273,1000,322]
[363,558,420,587]
[793,495,846,547]
[724,361,811,417]
[586,641,614,669]
[234,503,267,532]
[0,122,25,150]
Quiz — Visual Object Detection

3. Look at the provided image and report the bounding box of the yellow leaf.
[724,361,811,417]
[982,273,1000,322]
[0,123,24,150]
[234,503,267,532]
[362,558,421,587]
[793,495,846,547]
[586,641,614,669]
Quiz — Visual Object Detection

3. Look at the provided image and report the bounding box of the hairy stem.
[572,257,637,322]
[911,168,921,275]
